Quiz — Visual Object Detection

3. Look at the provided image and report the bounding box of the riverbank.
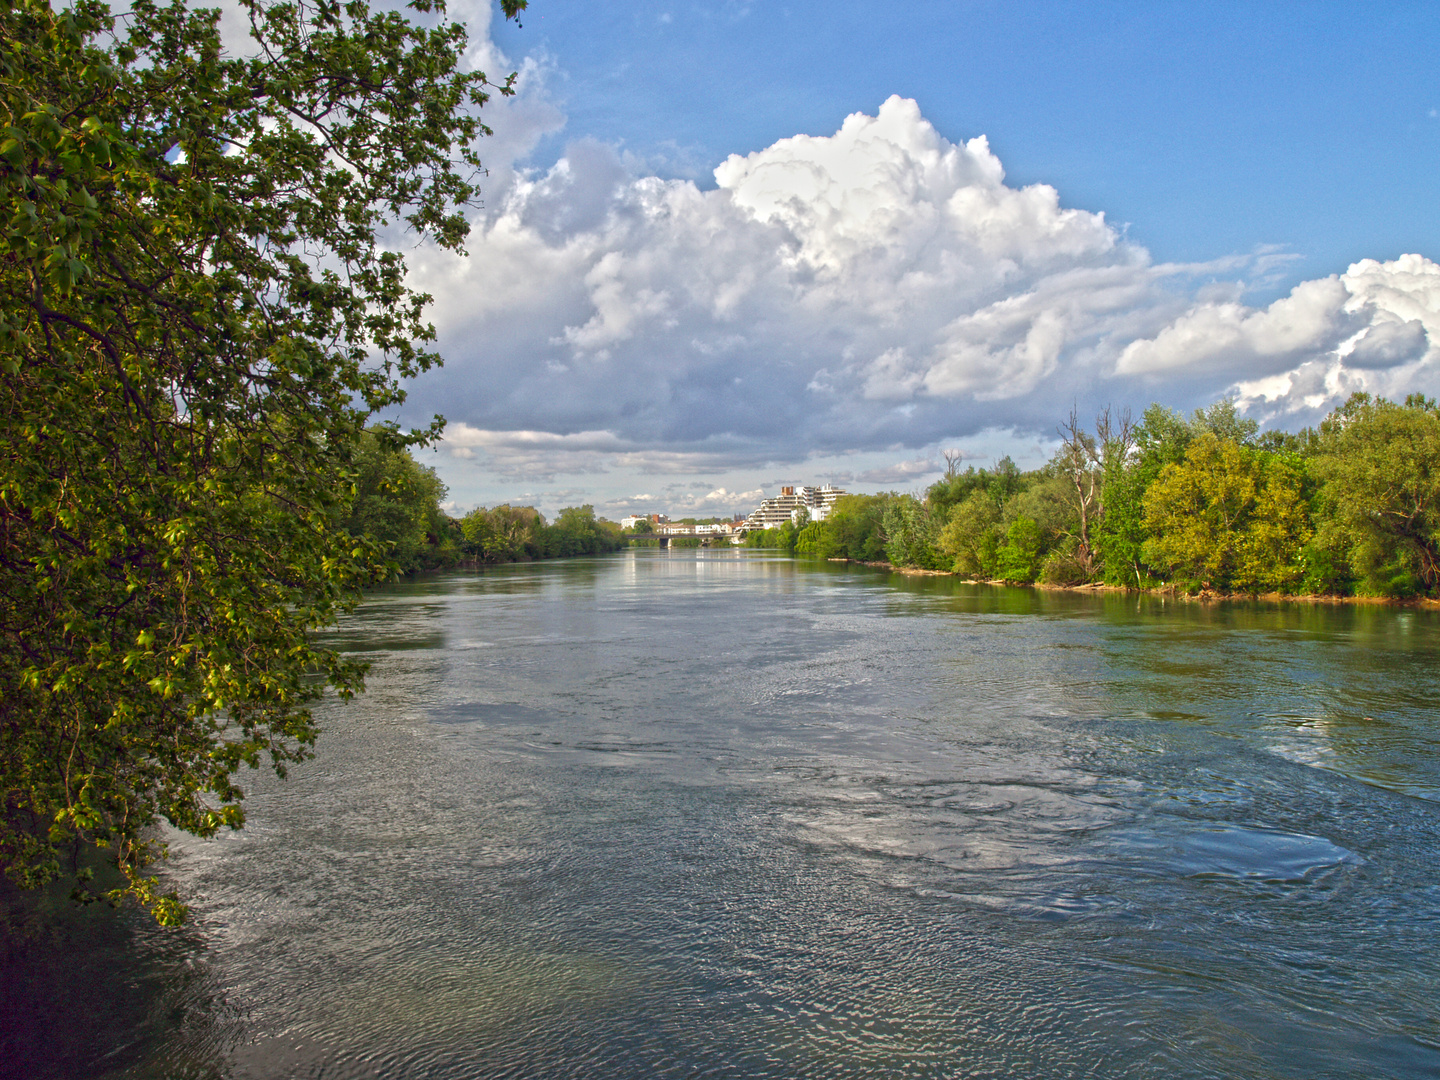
[835,558,1440,607]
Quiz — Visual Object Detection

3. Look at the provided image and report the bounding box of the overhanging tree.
[0,0,523,921]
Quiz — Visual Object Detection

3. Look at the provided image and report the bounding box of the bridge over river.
[626,530,739,547]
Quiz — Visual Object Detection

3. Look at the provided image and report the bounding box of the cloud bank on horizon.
[406,12,1440,493]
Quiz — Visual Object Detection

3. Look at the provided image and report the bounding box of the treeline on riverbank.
[339,433,625,575]
[754,393,1440,599]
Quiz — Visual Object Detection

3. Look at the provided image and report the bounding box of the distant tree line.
[341,433,625,574]
[763,393,1440,599]
[359,389,1440,597]
[457,503,625,562]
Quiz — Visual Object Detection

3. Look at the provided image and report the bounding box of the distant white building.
[621,513,669,529]
[646,521,737,541]
[742,484,848,530]
[809,484,847,522]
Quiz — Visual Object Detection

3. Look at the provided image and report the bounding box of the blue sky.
[397,1,1440,519]
[492,0,1439,294]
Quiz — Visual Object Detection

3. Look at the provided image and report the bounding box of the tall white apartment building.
[742,484,848,529]
[809,483,847,521]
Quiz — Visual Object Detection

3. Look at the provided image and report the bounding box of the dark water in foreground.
[5,550,1440,1079]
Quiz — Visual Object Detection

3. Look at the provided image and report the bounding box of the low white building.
[621,514,670,530]
[647,521,736,541]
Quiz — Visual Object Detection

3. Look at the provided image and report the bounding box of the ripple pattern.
[5,551,1440,1079]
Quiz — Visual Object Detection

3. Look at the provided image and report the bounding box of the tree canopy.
[1313,393,1440,596]
[1141,432,1309,593]
[457,502,623,562]
[788,393,1440,605]
[0,0,521,921]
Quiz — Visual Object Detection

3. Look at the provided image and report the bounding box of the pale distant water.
[5,550,1440,1079]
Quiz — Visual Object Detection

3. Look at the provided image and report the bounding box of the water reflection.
[5,551,1440,1079]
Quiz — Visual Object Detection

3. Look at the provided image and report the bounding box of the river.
[5,549,1440,1078]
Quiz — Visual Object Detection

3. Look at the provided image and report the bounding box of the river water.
[5,550,1440,1079]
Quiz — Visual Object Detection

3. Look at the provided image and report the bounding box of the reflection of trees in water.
[1,873,227,1079]
[1072,597,1440,800]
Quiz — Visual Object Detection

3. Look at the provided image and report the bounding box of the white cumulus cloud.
[411,95,1202,465]
[391,25,1439,494]
[1119,254,1440,423]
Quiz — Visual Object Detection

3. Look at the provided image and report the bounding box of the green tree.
[793,520,825,556]
[341,432,452,575]
[937,490,1002,578]
[0,0,524,920]
[1313,393,1440,596]
[743,524,795,550]
[1004,471,1073,537]
[816,493,895,562]
[1096,403,1192,587]
[996,516,1045,583]
[1189,398,1260,445]
[543,504,620,557]
[461,504,544,561]
[882,495,944,568]
[925,458,1021,521]
[1142,433,1310,592]
[458,505,498,560]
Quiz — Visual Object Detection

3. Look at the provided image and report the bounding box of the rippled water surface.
[6,551,1440,1079]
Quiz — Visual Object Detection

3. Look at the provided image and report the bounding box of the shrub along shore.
[847,560,1440,607]
[747,393,1440,602]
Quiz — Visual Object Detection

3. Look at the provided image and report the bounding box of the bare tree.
[942,448,964,477]
[1057,405,1134,574]
[1096,406,1135,475]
